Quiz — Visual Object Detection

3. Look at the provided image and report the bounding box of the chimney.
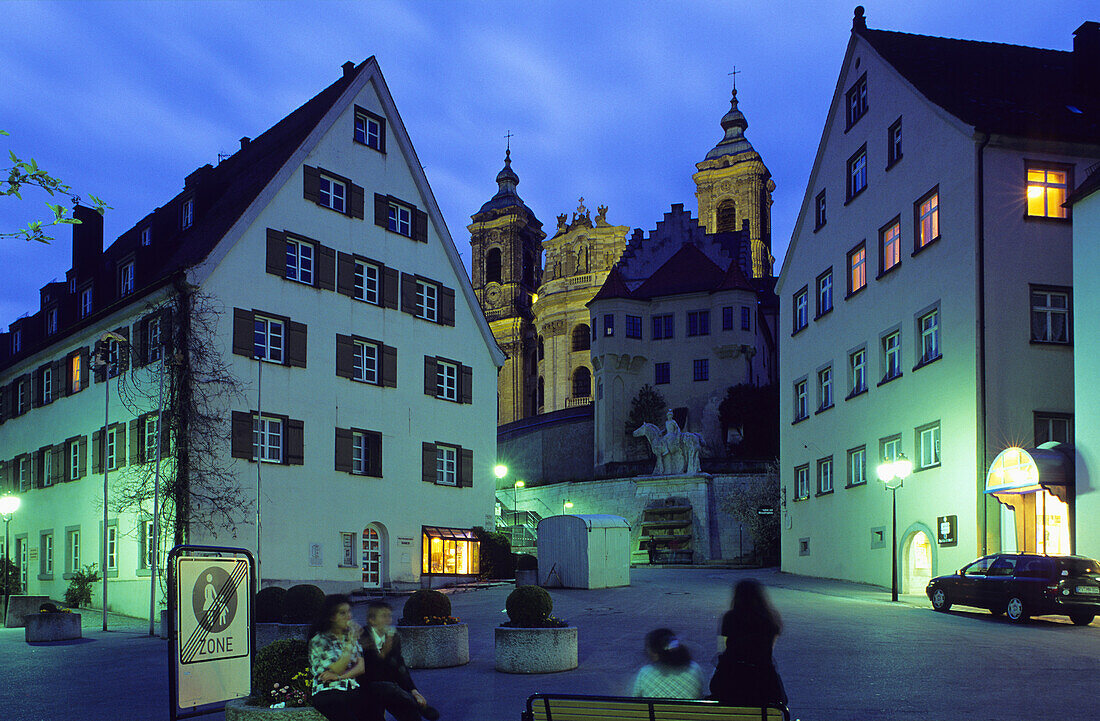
[71,204,104,275]
[342,61,356,79]
[852,5,866,31]
[240,136,251,150]
[184,163,213,189]
[1073,21,1100,102]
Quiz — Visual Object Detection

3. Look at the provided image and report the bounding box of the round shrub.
[505,585,552,627]
[255,586,286,623]
[282,584,324,624]
[516,554,538,571]
[401,589,451,625]
[251,638,308,702]
[39,601,59,613]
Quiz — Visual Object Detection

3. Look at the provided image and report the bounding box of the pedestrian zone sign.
[174,555,251,710]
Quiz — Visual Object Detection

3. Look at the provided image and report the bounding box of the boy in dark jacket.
[361,601,439,721]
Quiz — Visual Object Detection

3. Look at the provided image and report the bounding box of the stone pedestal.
[397,623,469,668]
[224,698,323,720]
[25,612,81,642]
[5,596,49,628]
[495,626,578,673]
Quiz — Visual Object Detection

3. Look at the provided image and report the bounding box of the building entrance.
[903,531,932,594]
[361,526,381,589]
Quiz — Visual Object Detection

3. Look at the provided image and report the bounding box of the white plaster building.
[778,10,1100,591]
[0,59,503,617]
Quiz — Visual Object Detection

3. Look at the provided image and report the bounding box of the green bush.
[505,585,554,627]
[282,584,324,624]
[472,526,513,579]
[0,557,20,596]
[63,564,100,608]
[516,554,538,571]
[401,589,452,625]
[251,638,309,705]
[255,586,286,623]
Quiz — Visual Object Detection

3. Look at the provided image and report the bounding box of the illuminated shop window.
[421,526,480,576]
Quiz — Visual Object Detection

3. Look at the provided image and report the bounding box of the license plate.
[1076,585,1099,595]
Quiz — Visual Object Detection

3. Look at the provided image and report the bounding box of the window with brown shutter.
[286,321,307,368]
[413,208,428,243]
[286,418,304,465]
[421,442,437,483]
[365,431,382,477]
[232,308,254,357]
[381,345,397,388]
[230,411,253,459]
[348,183,365,220]
[113,422,127,469]
[382,267,399,309]
[129,419,141,465]
[114,326,131,375]
[440,287,456,327]
[316,245,336,290]
[303,165,321,203]
[400,273,417,315]
[335,334,355,379]
[92,430,103,474]
[266,228,286,277]
[50,445,64,486]
[459,447,473,488]
[334,427,353,473]
[78,436,88,479]
[424,356,438,397]
[460,364,473,404]
[374,193,390,229]
[336,252,356,297]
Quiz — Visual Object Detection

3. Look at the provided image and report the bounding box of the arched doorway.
[903,530,933,594]
[362,525,383,590]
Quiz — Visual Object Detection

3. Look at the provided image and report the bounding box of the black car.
[926,553,1100,625]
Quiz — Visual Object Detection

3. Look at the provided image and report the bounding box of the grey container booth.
[536,514,631,589]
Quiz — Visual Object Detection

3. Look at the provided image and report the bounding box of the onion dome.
[704,88,756,161]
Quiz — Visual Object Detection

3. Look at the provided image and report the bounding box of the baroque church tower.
[692,86,775,277]
[468,149,546,424]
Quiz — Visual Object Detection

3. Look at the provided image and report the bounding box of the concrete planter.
[255,622,309,652]
[5,595,49,628]
[25,612,81,642]
[495,625,578,673]
[224,698,324,720]
[515,569,538,587]
[396,623,469,668]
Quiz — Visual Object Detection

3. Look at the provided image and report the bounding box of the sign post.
[167,545,255,721]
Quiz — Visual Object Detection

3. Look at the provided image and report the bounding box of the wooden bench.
[523,693,789,721]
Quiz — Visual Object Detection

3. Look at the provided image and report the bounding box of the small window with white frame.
[818,366,833,410]
[388,201,412,236]
[916,422,941,470]
[285,238,314,285]
[69,439,80,480]
[42,533,53,575]
[882,331,901,381]
[915,188,939,250]
[793,287,808,332]
[80,286,93,318]
[794,379,808,421]
[11,329,20,354]
[845,73,868,129]
[341,532,356,566]
[436,360,458,401]
[849,348,866,395]
[106,525,118,571]
[252,415,283,463]
[105,428,118,471]
[352,432,372,475]
[816,269,832,317]
[847,145,868,200]
[795,464,810,500]
[1034,412,1072,445]
[141,520,156,569]
[847,446,867,486]
[68,530,80,573]
[817,457,833,494]
[146,315,162,363]
[119,260,135,296]
[354,108,384,151]
[18,457,28,492]
[880,434,901,464]
[141,226,152,246]
[436,444,458,486]
[416,280,438,322]
[353,340,379,384]
[918,308,940,364]
[1030,286,1070,344]
[318,174,347,213]
[41,365,53,404]
[181,198,194,230]
[253,315,285,362]
[354,260,380,304]
[41,447,53,487]
[145,416,159,461]
[879,219,901,274]
[46,308,58,335]
[887,117,902,167]
[814,190,826,230]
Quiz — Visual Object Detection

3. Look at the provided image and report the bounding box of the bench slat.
[528,694,787,721]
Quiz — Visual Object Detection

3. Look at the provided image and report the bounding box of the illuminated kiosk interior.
[985,445,1074,555]
[422,526,480,576]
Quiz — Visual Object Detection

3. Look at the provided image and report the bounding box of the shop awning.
[985,443,1074,502]
[422,526,477,540]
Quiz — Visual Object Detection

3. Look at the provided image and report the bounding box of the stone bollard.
[25,612,82,642]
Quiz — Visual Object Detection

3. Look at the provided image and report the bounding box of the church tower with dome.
[692,86,775,277]
[468,149,546,424]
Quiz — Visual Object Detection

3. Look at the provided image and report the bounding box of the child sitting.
[631,628,705,699]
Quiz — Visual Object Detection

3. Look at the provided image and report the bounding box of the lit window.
[919,309,940,363]
[845,74,868,128]
[693,358,709,382]
[848,446,866,486]
[354,261,380,304]
[354,111,383,150]
[1026,166,1068,219]
[918,423,941,469]
[422,527,479,576]
[353,341,379,384]
[850,348,866,394]
[818,458,833,494]
[1030,288,1070,343]
[794,380,807,420]
[883,332,901,380]
[106,526,117,570]
[252,416,283,463]
[285,239,314,285]
[437,360,458,401]
[625,315,642,339]
[847,146,867,200]
[388,203,411,236]
[654,362,670,385]
[815,191,827,230]
[319,175,347,213]
[887,118,902,167]
[793,289,808,331]
[416,281,438,322]
[119,261,135,296]
[818,367,832,409]
[80,287,93,318]
[436,445,457,486]
[880,221,901,273]
[141,226,152,246]
[916,191,939,249]
[253,316,285,362]
[46,308,58,335]
[603,314,614,337]
[795,465,810,499]
[70,354,83,393]
[816,270,832,316]
[181,198,193,230]
[848,244,866,295]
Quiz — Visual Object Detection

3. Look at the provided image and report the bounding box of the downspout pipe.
[976,131,990,555]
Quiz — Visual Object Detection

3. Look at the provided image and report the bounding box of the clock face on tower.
[485,284,503,308]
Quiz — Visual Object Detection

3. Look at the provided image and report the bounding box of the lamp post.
[93,330,126,631]
[563,500,573,515]
[876,454,913,602]
[1,493,21,624]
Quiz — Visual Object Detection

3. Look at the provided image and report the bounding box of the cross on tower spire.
[504,130,514,154]
[727,66,741,91]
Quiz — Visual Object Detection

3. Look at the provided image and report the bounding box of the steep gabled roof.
[587,266,634,305]
[715,257,754,292]
[857,27,1100,144]
[630,243,727,300]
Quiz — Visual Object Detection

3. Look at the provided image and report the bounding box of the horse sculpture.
[633,421,704,475]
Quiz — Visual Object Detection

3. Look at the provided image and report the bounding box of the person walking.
[709,579,787,708]
[631,628,705,699]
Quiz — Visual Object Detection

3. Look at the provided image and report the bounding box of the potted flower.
[25,601,81,643]
[495,585,577,673]
[396,590,469,669]
[225,638,318,719]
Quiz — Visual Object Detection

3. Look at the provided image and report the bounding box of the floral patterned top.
[308,632,361,695]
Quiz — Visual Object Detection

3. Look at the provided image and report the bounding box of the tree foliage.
[1,130,111,242]
[624,383,667,458]
[718,384,779,460]
[0,556,19,596]
[719,463,780,565]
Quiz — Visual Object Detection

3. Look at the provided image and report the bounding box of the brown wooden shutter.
[230,412,253,459]
[413,208,428,243]
[50,445,64,485]
[459,447,474,488]
[132,320,148,368]
[160,417,171,456]
[79,348,89,389]
[19,376,30,415]
[368,432,383,477]
[424,356,438,396]
[92,430,103,473]
[303,165,321,203]
[422,442,437,483]
[0,386,6,423]
[336,252,355,297]
[54,360,68,396]
[381,345,398,388]
[286,418,304,465]
[232,308,254,357]
[334,427,353,473]
[374,193,389,228]
[335,334,355,379]
[400,273,418,315]
[286,321,307,368]
[115,423,127,468]
[382,266,399,309]
[78,436,88,479]
[32,449,44,488]
[440,286,456,327]
[460,364,473,404]
[129,418,142,464]
[317,244,336,290]
[348,183,365,220]
[160,308,174,353]
[115,326,130,374]
[266,228,286,277]
[30,371,41,408]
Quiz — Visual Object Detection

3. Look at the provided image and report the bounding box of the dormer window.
[141,226,152,246]
[46,308,58,335]
[11,329,21,354]
[119,261,135,296]
[80,286,93,318]
[181,198,194,229]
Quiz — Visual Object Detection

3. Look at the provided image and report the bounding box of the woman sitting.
[631,628,705,699]
[709,579,787,708]
[308,594,373,721]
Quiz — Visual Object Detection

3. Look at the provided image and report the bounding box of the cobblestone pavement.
[1,567,1096,721]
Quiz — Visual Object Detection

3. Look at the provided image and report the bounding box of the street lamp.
[876,453,913,602]
[1,493,21,624]
[493,464,508,480]
[563,500,573,515]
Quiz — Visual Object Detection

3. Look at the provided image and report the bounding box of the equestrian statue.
[633,409,704,475]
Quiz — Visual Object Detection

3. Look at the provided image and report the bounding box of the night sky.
[1,0,1093,328]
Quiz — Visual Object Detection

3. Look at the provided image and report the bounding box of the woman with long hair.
[631,628,705,699]
[308,594,373,721]
[709,579,787,707]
